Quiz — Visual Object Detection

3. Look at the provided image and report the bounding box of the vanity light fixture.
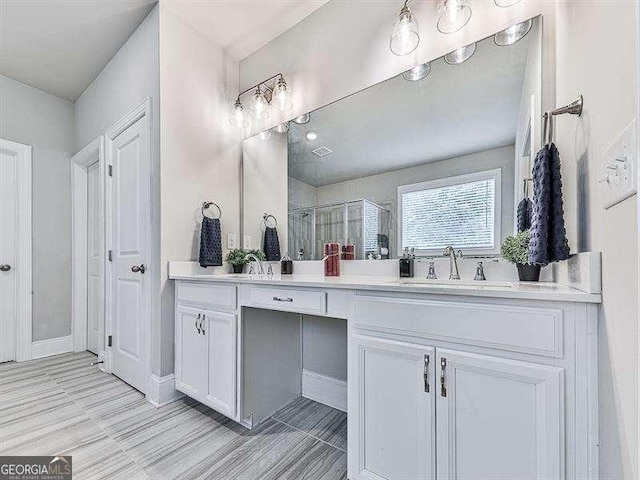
[444,42,476,65]
[390,0,420,56]
[437,0,472,34]
[306,131,318,141]
[494,18,532,46]
[229,73,293,129]
[292,113,310,124]
[275,122,290,133]
[494,0,522,6]
[402,63,431,81]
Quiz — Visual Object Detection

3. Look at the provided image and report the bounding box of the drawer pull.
[272,296,294,303]
[195,314,201,334]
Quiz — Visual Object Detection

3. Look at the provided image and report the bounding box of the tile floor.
[0,351,347,479]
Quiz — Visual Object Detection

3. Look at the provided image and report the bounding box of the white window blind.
[399,170,500,253]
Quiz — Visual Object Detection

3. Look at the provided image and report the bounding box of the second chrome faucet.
[443,246,463,280]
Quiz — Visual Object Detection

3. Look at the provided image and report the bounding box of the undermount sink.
[393,278,515,288]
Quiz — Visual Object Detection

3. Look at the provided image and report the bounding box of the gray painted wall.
[302,316,347,381]
[0,74,74,341]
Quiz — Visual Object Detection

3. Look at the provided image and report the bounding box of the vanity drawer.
[353,295,564,358]
[177,281,237,310]
[249,287,327,315]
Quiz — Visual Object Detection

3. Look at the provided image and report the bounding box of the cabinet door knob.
[195,313,201,334]
[0,264,11,272]
[131,264,146,274]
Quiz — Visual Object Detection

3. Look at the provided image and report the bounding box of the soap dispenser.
[280,252,293,275]
[399,247,415,278]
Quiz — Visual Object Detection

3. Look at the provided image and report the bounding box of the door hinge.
[108,250,113,262]
[440,357,447,397]
[108,165,113,177]
[108,335,113,347]
[424,354,430,393]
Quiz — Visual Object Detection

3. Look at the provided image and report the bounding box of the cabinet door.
[436,349,564,480]
[349,334,435,480]
[175,306,207,398]
[203,309,237,419]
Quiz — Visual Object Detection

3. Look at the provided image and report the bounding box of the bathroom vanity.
[169,263,600,480]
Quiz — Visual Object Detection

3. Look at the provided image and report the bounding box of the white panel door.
[349,334,435,480]
[175,306,207,399]
[86,161,102,354]
[204,309,237,419]
[110,115,150,393]
[436,349,564,480]
[0,147,17,363]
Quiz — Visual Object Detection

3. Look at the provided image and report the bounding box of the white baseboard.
[31,335,74,360]
[147,374,184,408]
[302,369,347,412]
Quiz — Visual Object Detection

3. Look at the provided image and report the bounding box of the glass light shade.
[292,113,310,124]
[249,88,270,120]
[275,122,290,133]
[494,19,533,46]
[402,63,431,81]
[494,0,522,6]
[444,43,476,65]
[228,99,249,128]
[258,129,272,141]
[390,4,420,56]
[437,0,472,34]
[272,77,293,111]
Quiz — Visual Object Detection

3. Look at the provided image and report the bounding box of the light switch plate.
[243,235,252,249]
[227,233,237,250]
[602,118,637,209]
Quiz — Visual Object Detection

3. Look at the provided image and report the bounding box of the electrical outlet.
[601,118,637,209]
[243,235,252,249]
[227,233,237,250]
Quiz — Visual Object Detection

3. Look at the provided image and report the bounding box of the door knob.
[0,264,11,272]
[131,264,146,274]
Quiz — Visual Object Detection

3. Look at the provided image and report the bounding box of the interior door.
[0,146,17,363]
[204,309,237,418]
[175,306,207,398]
[349,334,435,480]
[86,161,101,354]
[110,115,150,393]
[436,349,564,480]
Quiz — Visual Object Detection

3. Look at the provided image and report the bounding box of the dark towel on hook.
[528,143,570,266]
[516,198,533,232]
[263,227,281,261]
[199,216,223,267]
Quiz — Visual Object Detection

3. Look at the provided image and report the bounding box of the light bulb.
[272,76,293,111]
[249,88,270,120]
[494,19,532,46]
[258,129,272,141]
[444,43,476,65]
[402,63,431,81]
[390,1,420,56]
[437,0,472,34]
[292,113,310,124]
[228,99,248,128]
[275,122,290,133]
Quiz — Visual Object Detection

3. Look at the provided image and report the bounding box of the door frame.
[71,136,105,355]
[0,139,32,362]
[104,97,153,395]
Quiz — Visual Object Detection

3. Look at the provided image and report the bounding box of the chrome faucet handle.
[248,264,255,275]
[474,261,486,281]
[267,263,274,276]
[457,250,463,259]
[426,261,438,280]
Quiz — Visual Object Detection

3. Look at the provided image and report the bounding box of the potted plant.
[501,230,541,282]
[226,248,248,274]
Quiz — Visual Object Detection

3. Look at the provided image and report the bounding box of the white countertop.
[168,264,602,303]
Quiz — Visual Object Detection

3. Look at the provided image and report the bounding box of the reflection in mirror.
[243,16,541,261]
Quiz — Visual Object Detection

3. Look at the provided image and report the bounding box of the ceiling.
[287,31,534,187]
[161,0,330,61]
[0,0,157,101]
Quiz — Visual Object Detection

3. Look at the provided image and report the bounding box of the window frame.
[397,168,502,257]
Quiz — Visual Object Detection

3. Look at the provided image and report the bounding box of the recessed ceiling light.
[402,63,431,81]
[306,131,318,141]
[293,113,310,124]
[444,43,476,65]
[494,19,533,46]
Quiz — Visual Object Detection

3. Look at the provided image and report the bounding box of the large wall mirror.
[243,16,542,261]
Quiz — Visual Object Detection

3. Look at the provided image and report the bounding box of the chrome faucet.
[443,246,462,280]
[245,253,265,275]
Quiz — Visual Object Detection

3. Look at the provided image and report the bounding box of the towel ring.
[202,202,222,220]
[263,213,277,228]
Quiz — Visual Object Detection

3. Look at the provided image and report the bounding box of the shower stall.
[288,199,391,261]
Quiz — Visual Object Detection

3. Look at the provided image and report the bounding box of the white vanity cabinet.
[174,282,238,420]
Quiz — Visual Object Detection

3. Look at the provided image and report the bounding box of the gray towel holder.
[202,201,222,220]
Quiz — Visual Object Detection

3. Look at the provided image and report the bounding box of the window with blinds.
[398,169,501,253]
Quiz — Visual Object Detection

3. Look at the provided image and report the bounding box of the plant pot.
[517,263,541,282]
[232,264,244,274]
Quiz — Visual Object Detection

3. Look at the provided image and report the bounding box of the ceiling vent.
[312,146,333,157]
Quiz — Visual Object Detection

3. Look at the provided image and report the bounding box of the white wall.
[288,176,317,208]
[159,4,240,376]
[0,74,74,342]
[555,1,638,477]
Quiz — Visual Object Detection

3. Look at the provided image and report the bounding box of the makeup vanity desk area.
[168,261,601,480]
